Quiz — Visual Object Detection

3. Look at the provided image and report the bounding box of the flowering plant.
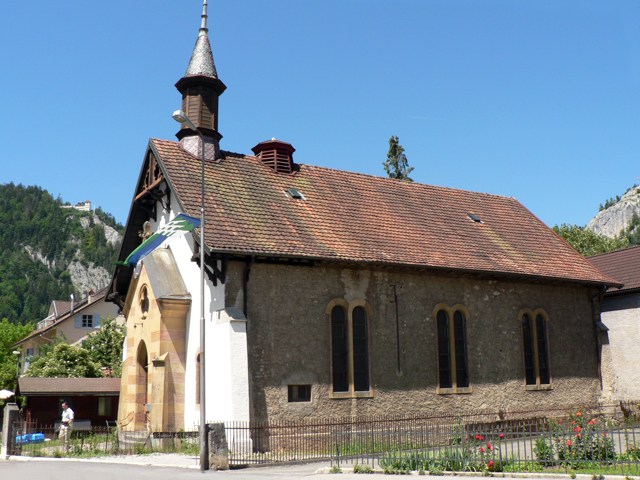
[535,410,615,467]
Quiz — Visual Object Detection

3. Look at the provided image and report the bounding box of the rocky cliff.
[586,187,640,239]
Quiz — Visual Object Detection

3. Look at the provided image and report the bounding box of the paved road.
[0,456,600,480]
[0,459,389,480]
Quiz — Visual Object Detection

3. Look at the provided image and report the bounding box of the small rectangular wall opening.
[287,384,311,402]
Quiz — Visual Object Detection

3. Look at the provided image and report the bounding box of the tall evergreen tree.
[383,135,414,181]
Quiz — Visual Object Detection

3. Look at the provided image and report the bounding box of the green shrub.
[353,463,373,474]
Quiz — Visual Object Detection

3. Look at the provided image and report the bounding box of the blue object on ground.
[15,433,45,444]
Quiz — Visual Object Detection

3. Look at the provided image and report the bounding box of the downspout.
[242,257,254,318]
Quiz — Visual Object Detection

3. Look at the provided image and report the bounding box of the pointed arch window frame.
[327,299,374,399]
[433,303,473,395]
[520,308,553,391]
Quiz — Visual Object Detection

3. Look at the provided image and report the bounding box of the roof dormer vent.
[252,138,296,174]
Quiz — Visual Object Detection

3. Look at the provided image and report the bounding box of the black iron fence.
[8,421,199,458]
[222,402,640,472]
[5,401,640,474]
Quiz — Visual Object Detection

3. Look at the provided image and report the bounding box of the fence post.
[208,422,229,470]
[1,403,19,459]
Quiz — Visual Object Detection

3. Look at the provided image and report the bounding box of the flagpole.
[172,109,208,471]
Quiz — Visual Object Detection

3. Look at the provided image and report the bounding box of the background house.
[13,288,119,372]
[589,245,640,401]
[17,377,120,427]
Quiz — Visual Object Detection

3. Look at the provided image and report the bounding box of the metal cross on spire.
[200,0,208,33]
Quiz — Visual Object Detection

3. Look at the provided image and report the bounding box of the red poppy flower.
[576,411,582,417]
[567,440,572,446]
[479,447,485,453]
[574,426,582,433]
[487,443,494,451]
[488,461,495,470]
[499,433,505,439]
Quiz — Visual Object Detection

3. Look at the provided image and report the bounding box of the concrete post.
[1,403,19,459]
[208,422,229,470]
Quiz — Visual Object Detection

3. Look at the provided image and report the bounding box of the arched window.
[521,310,551,387]
[331,305,349,392]
[352,306,370,392]
[435,306,469,392]
[329,301,372,397]
[139,286,149,319]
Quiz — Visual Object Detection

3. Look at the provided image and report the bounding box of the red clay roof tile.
[151,138,617,286]
[588,245,640,293]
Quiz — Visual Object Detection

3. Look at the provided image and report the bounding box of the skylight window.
[468,213,483,223]
[286,188,305,200]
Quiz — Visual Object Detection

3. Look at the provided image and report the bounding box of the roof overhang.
[17,377,121,396]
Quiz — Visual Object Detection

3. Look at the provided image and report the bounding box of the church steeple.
[175,0,226,159]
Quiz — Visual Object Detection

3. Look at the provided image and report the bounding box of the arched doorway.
[135,341,149,429]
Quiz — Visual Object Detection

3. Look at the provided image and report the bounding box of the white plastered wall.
[601,301,640,400]
[149,196,251,429]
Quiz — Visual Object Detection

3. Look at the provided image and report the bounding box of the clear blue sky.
[1,1,638,228]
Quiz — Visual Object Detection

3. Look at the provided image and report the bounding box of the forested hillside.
[0,183,123,325]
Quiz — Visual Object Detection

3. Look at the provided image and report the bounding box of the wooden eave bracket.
[191,249,226,286]
[134,180,170,222]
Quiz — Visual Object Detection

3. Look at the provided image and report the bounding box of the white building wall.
[601,294,640,400]
[152,198,251,429]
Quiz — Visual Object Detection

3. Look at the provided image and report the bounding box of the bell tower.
[175,0,227,159]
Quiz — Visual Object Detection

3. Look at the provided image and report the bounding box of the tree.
[553,224,629,257]
[25,343,103,378]
[0,318,33,392]
[82,316,125,377]
[383,135,414,181]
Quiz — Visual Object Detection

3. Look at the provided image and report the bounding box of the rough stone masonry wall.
[225,261,601,422]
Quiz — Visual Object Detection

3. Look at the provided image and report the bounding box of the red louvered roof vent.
[251,138,296,174]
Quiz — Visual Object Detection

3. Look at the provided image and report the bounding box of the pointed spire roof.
[184,0,218,78]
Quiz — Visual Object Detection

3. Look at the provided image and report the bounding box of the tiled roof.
[151,138,618,286]
[588,245,640,294]
[50,300,72,318]
[18,377,121,395]
[14,288,108,346]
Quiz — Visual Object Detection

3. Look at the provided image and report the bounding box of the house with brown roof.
[17,377,120,427]
[13,288,119,373]
[589,245,640,400]
[107,3,619,434]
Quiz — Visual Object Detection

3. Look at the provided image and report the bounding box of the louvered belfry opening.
[252,139,296,174]
[175,75,226,142]
[181,85,218,132]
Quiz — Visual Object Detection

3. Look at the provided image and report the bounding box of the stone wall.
[225,261,602,422]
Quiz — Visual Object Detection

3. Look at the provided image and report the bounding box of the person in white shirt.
[59,401,74,451]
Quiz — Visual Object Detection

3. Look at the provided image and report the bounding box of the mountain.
[586,186,640,243]
[0,183,123,325]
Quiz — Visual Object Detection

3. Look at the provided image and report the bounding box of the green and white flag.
[123,213,201,266]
